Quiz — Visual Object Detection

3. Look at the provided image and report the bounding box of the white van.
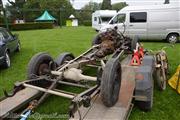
[101,4,180,43]
[92,10,117,31]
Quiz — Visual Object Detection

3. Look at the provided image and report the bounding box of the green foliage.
[0,22,54,30]
[101,0,112,10]
[112,2,128,11]
[83,20,92,26]
[4,0,74,26]
[23,0,74,25]
[77,2,101,26]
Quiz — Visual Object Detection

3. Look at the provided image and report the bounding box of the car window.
[130,12,147,23]
[0,32,5,41]
[1,30,12,40]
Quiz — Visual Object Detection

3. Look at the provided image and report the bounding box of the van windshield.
[101,17,113,23]
[110,14,126,24]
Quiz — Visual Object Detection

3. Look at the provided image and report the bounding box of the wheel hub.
[169,36,177,43]
[38,63,49,75]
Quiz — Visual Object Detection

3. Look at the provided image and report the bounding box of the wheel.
[27,52,54,79]
[15,42,21,52]
[55,52,75,66]
[167,34,179,43]
[101,58,121,107]
[155,68,166,90]
[92,34,101,46]
[136,86,154,111]
[2,51,11,68]
[154,52,168,91]
[136,100,153,111]
[131,36,139,51]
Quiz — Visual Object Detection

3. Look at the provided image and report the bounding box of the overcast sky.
[2,0,180,9]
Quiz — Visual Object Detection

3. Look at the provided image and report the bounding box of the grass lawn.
[0,26,180,120]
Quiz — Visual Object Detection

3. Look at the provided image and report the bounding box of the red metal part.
[130,50,141,66]
[130,46,144,66]
[139,47,144,58]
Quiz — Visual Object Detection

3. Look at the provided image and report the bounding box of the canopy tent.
[35,10,56,21]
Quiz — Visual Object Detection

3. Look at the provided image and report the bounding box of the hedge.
[82,20,92,26]
[0,22,54,31]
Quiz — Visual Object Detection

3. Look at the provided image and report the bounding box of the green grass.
[0,26,180,120]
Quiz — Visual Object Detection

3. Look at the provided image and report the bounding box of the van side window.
[130,12,147,23]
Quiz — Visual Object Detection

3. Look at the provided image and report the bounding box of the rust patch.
[135,73,144,80]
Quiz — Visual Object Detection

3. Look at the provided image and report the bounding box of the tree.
[23,0,74,24]
[7,0,26,21]
[112,2,128,11]
[8,0,26,9]
[77,2,101,25]
[101,0,111,10]
[0,0,3,9]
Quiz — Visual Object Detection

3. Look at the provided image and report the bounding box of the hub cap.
[169,35,177,43]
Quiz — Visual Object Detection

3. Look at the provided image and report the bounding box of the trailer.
[92,10,117,31]
[0,28,168,120]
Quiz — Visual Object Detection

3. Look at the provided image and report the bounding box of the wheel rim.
[5,53,10,67]
[168,35,177,43]
[38,63,49,75]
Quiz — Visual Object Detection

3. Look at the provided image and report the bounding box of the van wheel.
[167,34,179,43]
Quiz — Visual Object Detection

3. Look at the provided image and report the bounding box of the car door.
[1,29,16,53]
[127,12,147,39]
[109,13,127,34]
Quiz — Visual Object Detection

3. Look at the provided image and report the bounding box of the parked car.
[100,4,180,43]
[0,27,20,68]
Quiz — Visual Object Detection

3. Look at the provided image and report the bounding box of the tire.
[136,86,154,111]
[92,34,101,46]
[55,52,74,66]
[137,101,153,112]
[15,42,21,52]
[2,51,11,68]
[167,34,179,43]
[101,58,121,107]
[155,67,167,91]
[131,36,139,51]
[27,52,54,79]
